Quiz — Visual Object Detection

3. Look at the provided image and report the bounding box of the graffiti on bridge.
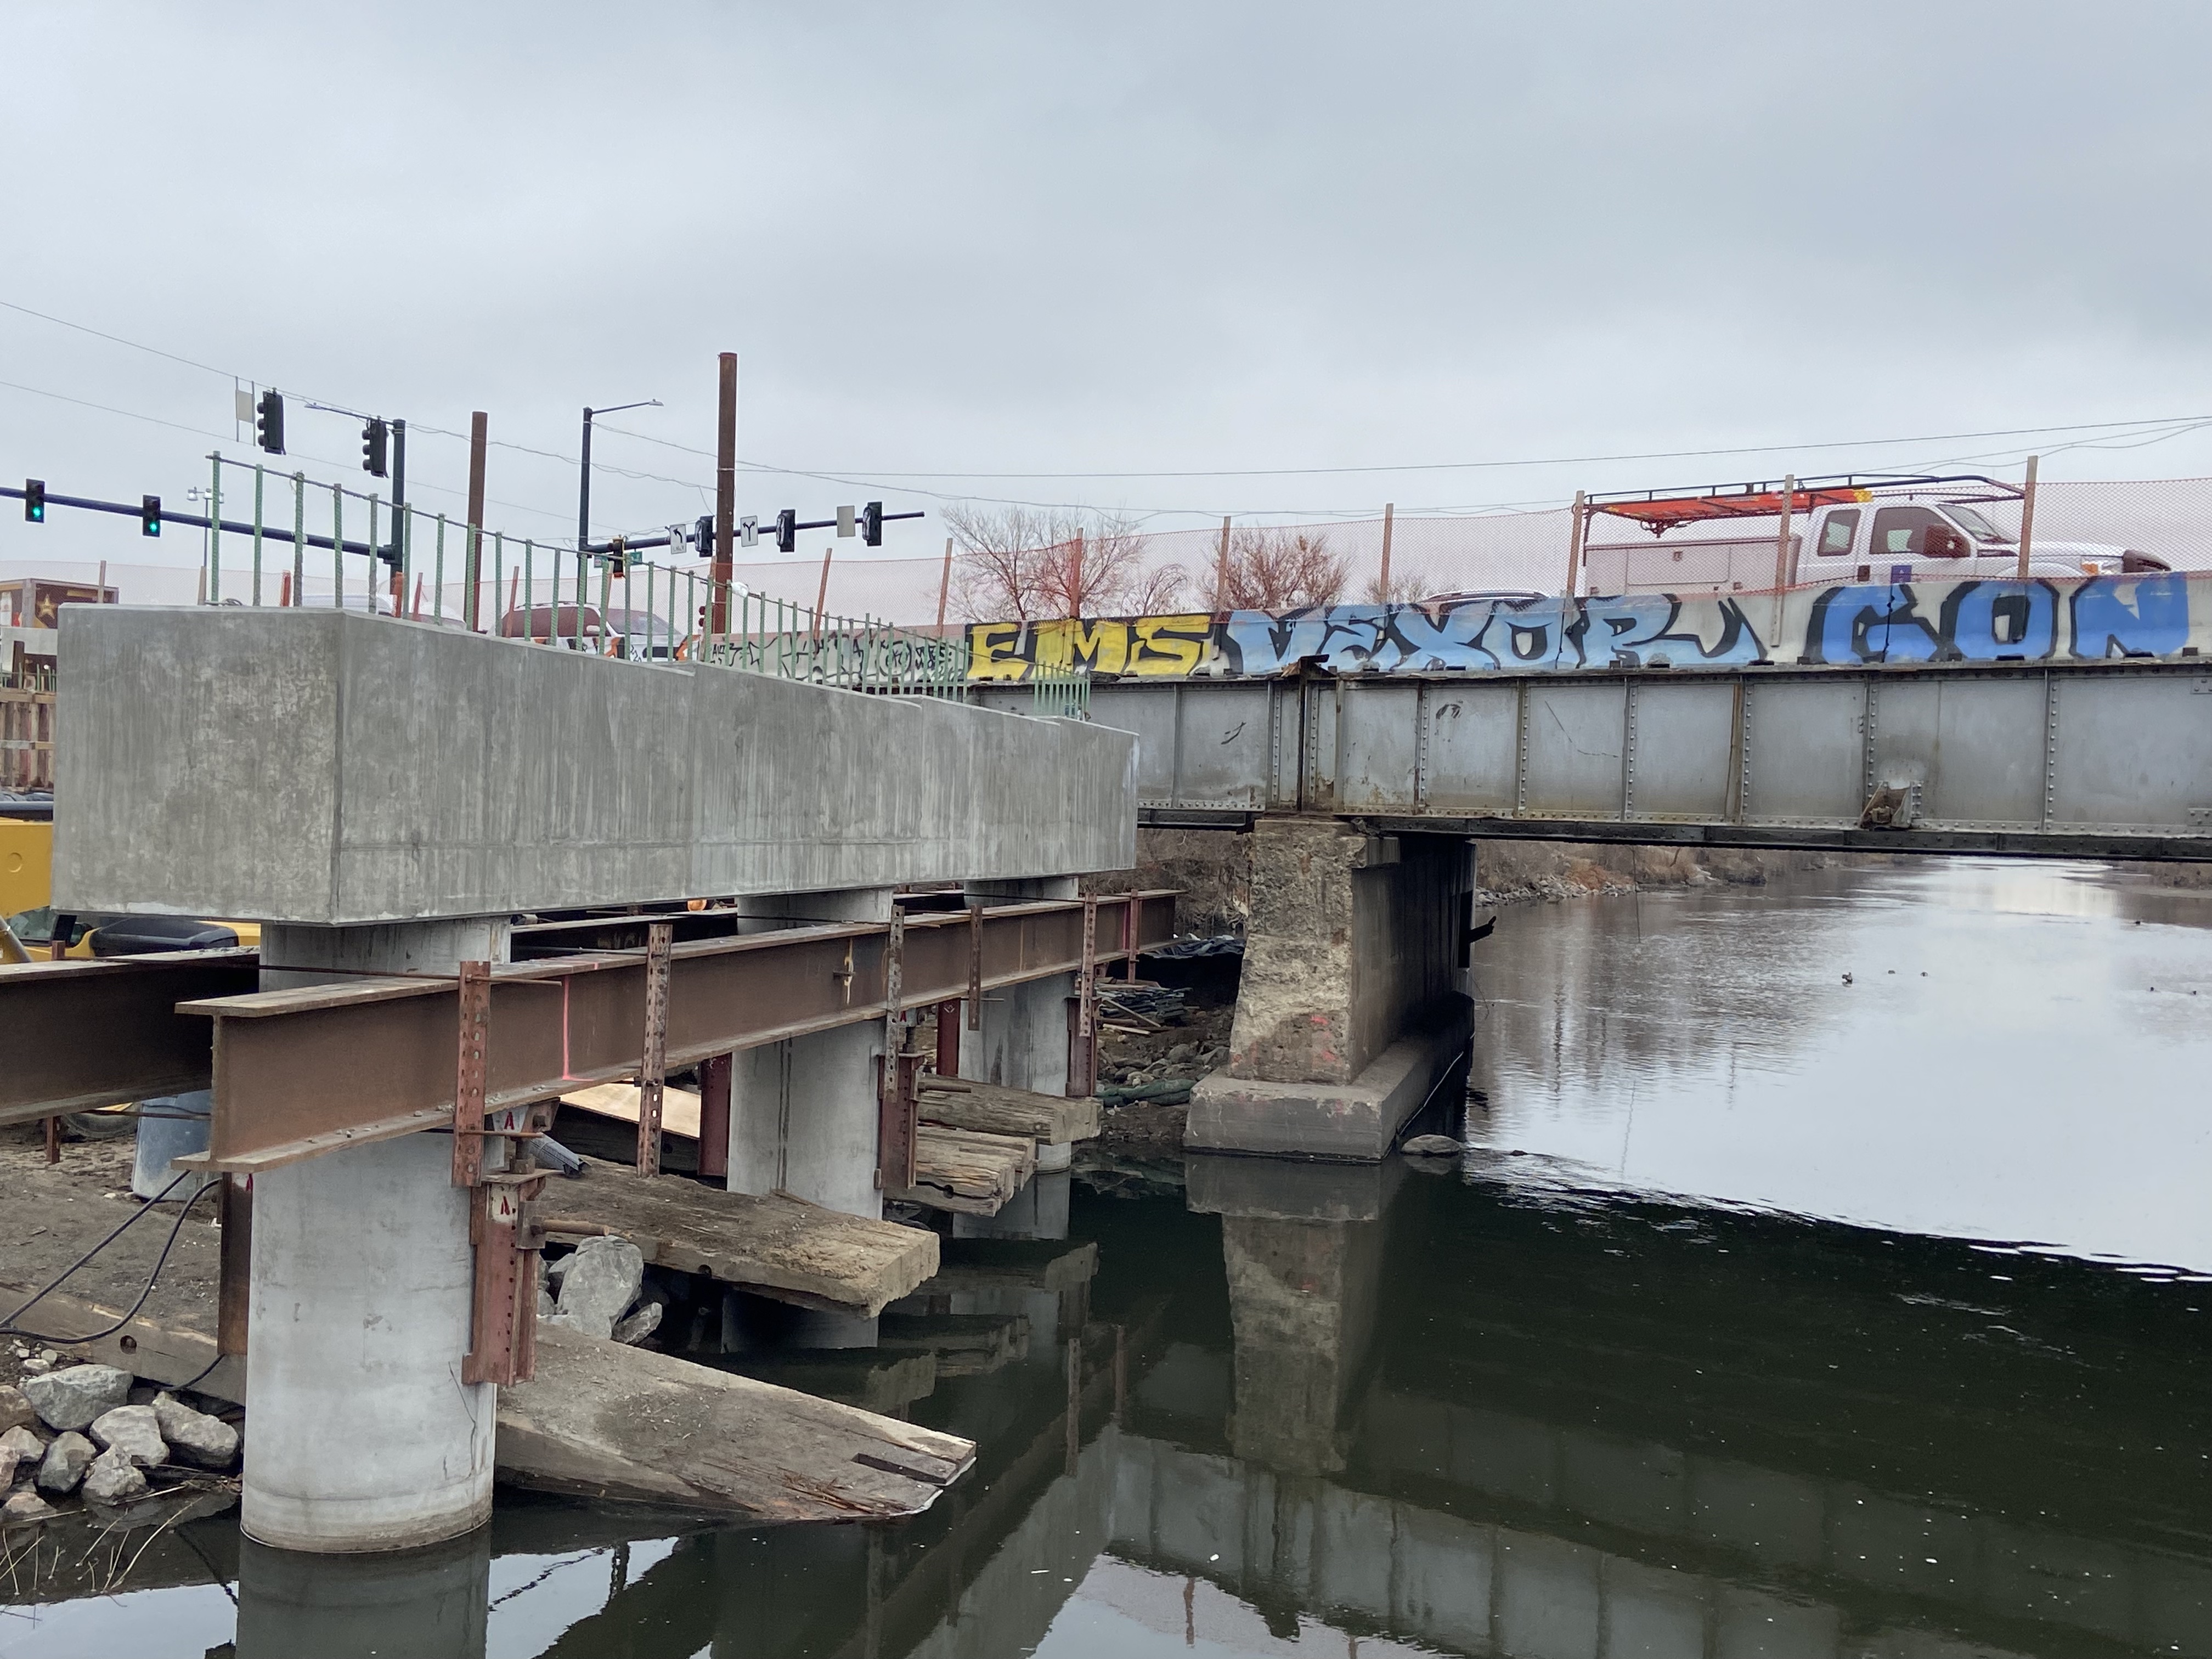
[966,573,2203,680]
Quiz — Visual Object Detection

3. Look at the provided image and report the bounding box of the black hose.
[2,1170,219,1345]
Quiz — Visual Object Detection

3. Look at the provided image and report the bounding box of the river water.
[4,861,2206,1658]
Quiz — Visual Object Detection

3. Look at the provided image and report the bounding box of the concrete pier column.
[959,876,1078,1096]
[725,889,893,1221]
[1189,820,1474,1160]
[240,919,509,1554]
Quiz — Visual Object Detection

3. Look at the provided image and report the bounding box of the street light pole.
[577,399,662,558]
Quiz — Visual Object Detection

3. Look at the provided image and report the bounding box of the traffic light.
[140,495,161,537]
[775,509,796,554]
[23,479,43,523]
[693,515,714,560]
[361,418,389,478]
[862,501,883,548]
[255,390,286,455]
[605,536,628,577]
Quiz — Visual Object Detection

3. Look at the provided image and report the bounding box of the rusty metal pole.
[2015,454,2040,579]
[1771,473,1796,642]
[1378,501,1395,600]
[713,353,737,634]
[815,547,833,641]
[1563,490,1587,599]
[637,921,673,1177]
[464,412,488,630]
[217,1173,252,1356]
[935,998,961,1077]
[697,1053,731,1182]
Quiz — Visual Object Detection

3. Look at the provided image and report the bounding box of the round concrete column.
[242,1132,494,1553]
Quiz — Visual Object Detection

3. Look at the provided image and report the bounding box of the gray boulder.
[36,1432,95,1494]
[80,1446,148,1505]
[22,1364,133,1432]
[554,1237,645,1340]
[2,1490,57,1523]
[611,1301,663,1345]
[0,1424,46,1460]
[0,1447,18,1493]
[151,1393,239,1469]
[0,1383,33,1434]
[1401,1133,1465,1157]
[89,1404,167,1468]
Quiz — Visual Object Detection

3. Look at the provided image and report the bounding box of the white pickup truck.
[1580,477,2169,596]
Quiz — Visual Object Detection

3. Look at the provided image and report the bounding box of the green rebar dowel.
[399,505,413,618]
[251,464,266,607]
[291,473,306,607]
[492,532,505,636]
[433,514,447,620]
[331,484,344,609]
[206,454,222,605]
[523,540,536,643]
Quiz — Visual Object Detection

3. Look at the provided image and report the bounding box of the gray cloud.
[3,0,2207,578]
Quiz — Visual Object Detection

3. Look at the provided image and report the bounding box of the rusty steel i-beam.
[167,894,1176,1174]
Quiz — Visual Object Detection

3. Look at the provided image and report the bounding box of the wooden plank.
[0,1280,244,1404]
[540,1156,937,1317]
[561,1081,702,1141]
[894,1125,1035,1216]
[498,1322,974,1521]
[916,1077,1100,1145]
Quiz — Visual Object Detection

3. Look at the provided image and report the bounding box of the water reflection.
[6,869,2205,1658]
[1467,860,2212,1271]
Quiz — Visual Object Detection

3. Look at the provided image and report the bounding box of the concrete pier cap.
[55,606,1137,923]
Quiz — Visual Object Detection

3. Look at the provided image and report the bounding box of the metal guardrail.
[178,453,970,700]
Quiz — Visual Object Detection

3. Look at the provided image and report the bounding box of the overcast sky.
[4,1,2209,571]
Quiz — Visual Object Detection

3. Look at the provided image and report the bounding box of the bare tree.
[1361,565,1431,604]
[947,504,1187,620]
[1218,527,1348,610]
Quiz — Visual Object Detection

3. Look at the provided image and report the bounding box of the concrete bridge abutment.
[1189,817,1474,1160]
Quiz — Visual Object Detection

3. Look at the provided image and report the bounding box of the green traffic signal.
[141,494,161,537]
[23,479,43,523]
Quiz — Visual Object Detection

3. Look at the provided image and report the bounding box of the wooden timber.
[561,1081,702,1141]
[895,1124,1035,1216]
[915,1077,1100,1144]
[499,1322,974,1521]
[540,1156,937,1317]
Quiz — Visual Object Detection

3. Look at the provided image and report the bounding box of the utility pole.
[464,412,488,631]
[2015,454,2040,579]
[1563,491,1586,599]
[714,353,736,634]
[1214,516,1232,611]
[935,537,953,631]
[1378,503,1395,601]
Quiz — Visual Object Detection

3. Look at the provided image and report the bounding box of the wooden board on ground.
[0,1280,244,1405]
[499,1322,974,1521]
[561,1082,702,1142]
[540,1156,938,1317]
[894,1125,1036,1216]
[916,1078,1100,1145]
